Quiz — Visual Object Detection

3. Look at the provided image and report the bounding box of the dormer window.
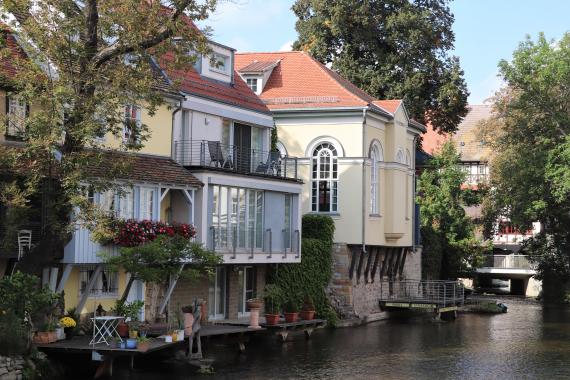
[246,78,258,93]
[210,52,229,75]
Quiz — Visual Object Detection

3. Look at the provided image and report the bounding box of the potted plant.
[263,284,282,326]
[246,298,264,310]
[300,296,316,320]
[284,300,300,323]
[113,300,144,338]
[126,337,137,349]
[59,316,77,340]
[246,296,264,329]
[137,336,150,352]
[180,304,194,336]
[46,318,58,343]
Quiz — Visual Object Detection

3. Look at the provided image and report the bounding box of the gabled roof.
[0,24,28,81]
[159,51,271,114]
[373,100,402,114]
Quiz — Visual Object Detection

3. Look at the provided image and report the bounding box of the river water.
[96,297,570,379]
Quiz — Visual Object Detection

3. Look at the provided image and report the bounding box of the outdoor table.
[89,316,124,345]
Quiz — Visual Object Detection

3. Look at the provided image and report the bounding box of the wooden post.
[158,264,185,315]
[56,264,73,293]
[76,265,103,314]
[364,247,375,283]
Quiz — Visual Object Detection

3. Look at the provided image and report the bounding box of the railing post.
[232,225,237,259]
[282,229,287,259]
[250,228,254,259]
[266,229,272,258]
[294,229,300,258]
[200,141,206,166]
[294,157,298,179]
[443,282,447,307]
[283,157,287,178]
[210,226,216,252]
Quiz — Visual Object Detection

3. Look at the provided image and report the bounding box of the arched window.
[396,148,405,164]
[406,149,412,168]
[370,144,381,214]
[276,141,288,158]
[312,143,338,212]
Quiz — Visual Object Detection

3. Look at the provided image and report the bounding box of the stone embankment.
[0,356,24,380]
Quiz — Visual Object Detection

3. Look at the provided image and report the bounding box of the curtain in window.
[311,143,338,212]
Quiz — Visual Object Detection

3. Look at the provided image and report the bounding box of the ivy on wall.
[267,215,337,325]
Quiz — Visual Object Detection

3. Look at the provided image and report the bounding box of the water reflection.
[105,298,570,380]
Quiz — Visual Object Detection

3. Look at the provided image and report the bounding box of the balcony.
[174,140,299,180]
[476,254,536,276]
[208,225,300,262]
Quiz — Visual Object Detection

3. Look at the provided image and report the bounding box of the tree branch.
[91,0,193,68]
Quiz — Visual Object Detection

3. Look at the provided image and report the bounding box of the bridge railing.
[482,255,534,270]
[379,280,464,307]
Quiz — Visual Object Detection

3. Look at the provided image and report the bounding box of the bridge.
[378,280,465,319]
[475,255,540,296]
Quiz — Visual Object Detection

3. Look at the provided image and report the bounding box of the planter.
[284,312,298,323]
[184,313,194,335]
[138,341,150,352]
[164,335,173,343]
[248,307,262,329]
[176,329,185,341]
[117,322,129,338]
[55,327,65,341]
[126,339,137,349]
[246,299,263,310]
[64,327,75,340]
[48,331,57,343]
[265,314,280,326]
[300,310,316,320]
[129,330,138,339]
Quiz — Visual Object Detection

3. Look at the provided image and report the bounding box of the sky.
[200,0,570,104]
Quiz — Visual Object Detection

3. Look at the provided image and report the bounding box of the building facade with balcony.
[159,39,303,321]
[236,51,425,319]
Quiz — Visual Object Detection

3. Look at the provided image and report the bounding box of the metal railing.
[174,140,299,180]
[379,280,465,308]
[208,226,299,257]
[482,255,534,270]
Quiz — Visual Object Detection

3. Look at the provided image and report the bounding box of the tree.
[102,235,221,303]
[0,1,215,267]
[480,33,570,300]
[417,141,487,279]
[292,0,469,133]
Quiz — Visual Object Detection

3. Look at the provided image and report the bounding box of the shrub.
[0,310,28,356]
[301,214,335,243]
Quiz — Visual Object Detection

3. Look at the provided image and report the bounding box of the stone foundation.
[328,243,422,322]
[0,356,24,380]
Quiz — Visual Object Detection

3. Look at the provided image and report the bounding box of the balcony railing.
[208,226,300,259]
[482,255,534,270]
[174,140,299,180]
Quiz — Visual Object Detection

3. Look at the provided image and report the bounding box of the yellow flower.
[60,316,77,328]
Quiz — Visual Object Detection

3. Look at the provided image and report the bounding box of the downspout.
[171,98,183,160]
[412,135,418,252]
[361,108,368,255]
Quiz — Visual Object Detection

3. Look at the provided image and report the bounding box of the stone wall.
[0,356,24,380]
[328,244,422,322]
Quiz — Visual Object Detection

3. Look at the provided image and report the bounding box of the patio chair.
[255,151,281,175]
[207,141,232,168]
[17,229,32,260]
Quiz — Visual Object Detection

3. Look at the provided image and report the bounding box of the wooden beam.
[380,247,393,279]
[386,248,399,279]
[398,247,409,279]
[56,264,73,293]
[160,188,170,202]
[348,246,358,280]
[393,248,404,279]
[363,246,375,283]
[76,265,103,314]
[370,247,382,283]
[158,264,185,315]
[356,248,366,283]
[49,267,59,292]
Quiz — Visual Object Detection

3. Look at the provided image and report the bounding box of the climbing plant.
[267,215,337,324]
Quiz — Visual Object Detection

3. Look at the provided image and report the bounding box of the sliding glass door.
[208,267,227,320]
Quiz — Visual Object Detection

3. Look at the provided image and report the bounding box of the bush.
[0,310,28,356]
[302,214,335,243]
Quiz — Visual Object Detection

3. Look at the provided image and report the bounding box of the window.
[396,149,405,164]
[211,185,264,250]
[284,194,292,249]
[208,267,227,319]
[459,162,489,184]
[6,95,28,137]
[238,266,256,317]
[140,188,155,220]
[246,78,258,93]
[118,188,134,219]
[311,143,338,212]
[370,145,380,214]
[79,266,118,297]
[123,105,141,145]
[99,190,115,214]
[210,53,229,74]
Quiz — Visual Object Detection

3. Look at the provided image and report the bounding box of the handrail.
[378,280,464,307]
[481,255,534,270]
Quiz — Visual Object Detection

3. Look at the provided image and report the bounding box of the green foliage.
[268,228,337,324]
[417,142,488,279]
[102,235,221,285]
[0,310,28,356]
[262,284,282,314]
[292,0,468,133]
[302,214,335,243]
[270,127,278,152]
[480,33,570,299]
[112,300,144,322]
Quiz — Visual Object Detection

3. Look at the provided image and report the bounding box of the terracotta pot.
[117,322,129,338]
[265,314,280,326]
[184,313,194,335]
[48,331,57,343]
[248,308,261,329]
[129,330,138,339]
[38,332,50,344]
[138,341,150,352]
[32,333,43,344]
[246,299,263,310]
[284,312,298,323]
[300,310,315,320]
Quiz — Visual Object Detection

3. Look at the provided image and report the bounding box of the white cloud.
[279,40,293,52]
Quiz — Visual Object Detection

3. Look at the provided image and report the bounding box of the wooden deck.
[216,318,327,341]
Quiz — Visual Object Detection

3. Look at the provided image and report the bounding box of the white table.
[89,316,124,345]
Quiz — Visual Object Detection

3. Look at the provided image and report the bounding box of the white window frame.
[311,143,338,213]
[370,145,381,215]
[6,95,27,137]
[246,78,258,93]
[210,53,229,75]
[237,266,256,318]
[208,267,227,320]
[140,187,155,221]
[79,266,119,298]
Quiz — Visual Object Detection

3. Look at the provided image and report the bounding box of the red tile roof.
[239,60,280,73]
[160,53,271,114]
[0,25,27,81]
[373,100,402,114]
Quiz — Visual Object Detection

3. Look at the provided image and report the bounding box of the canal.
[85,297,570,379]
